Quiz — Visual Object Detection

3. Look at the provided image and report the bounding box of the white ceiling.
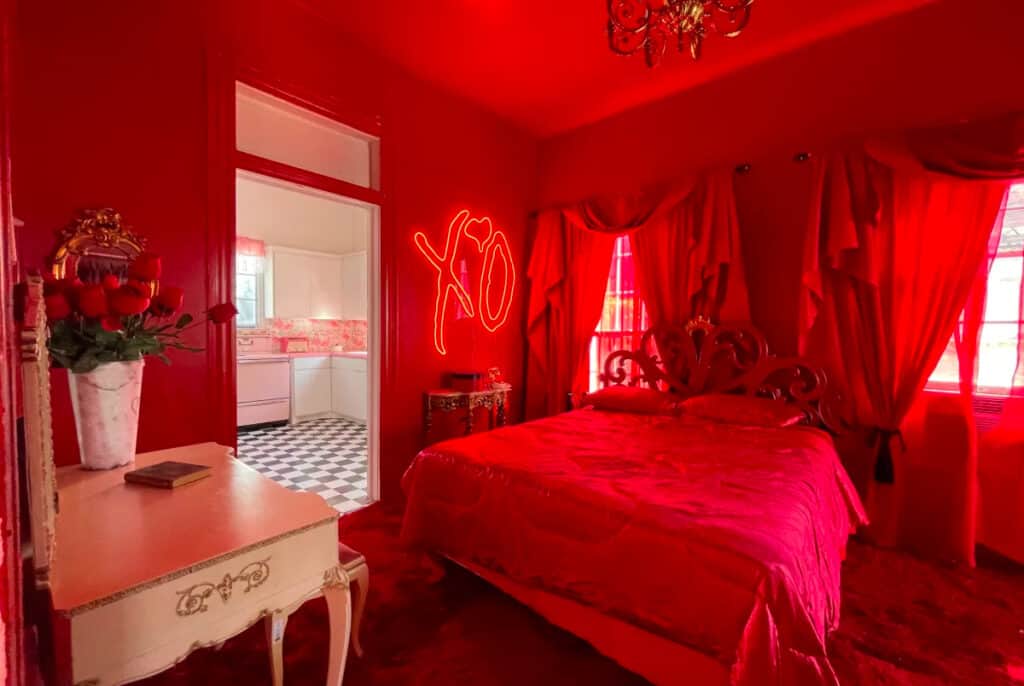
[235,170,371,255]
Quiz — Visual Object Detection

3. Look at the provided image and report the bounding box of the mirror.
[51,208,146,283]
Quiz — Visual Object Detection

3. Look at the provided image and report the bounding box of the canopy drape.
[526,173,748,419]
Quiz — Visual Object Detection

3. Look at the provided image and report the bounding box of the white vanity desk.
[19,275,366,686]
[49,443,358,686]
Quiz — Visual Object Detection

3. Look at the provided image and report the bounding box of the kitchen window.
[235,251,265,329]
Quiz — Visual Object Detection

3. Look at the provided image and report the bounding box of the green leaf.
[167,343,204,353]
[156,353,172,365]
[175,314,194,329]
[71,354,100,374]
[48,350,73,369]
[93,329,122,347]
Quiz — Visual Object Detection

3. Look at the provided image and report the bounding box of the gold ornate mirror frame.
[51,208,147,283]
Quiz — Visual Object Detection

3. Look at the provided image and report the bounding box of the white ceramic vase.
[69,359,144,470]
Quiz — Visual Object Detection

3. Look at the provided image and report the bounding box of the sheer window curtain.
[967,189,1024,562]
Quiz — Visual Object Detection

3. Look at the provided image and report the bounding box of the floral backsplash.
[238,318,367,352]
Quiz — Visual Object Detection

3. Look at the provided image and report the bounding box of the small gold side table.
[424,386,510,437]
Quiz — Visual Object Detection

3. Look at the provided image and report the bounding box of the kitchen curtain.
[526,172,748,419]
[800,113,1023,563]
[236,235,266,257]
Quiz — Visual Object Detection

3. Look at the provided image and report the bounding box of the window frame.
[234,252,265,330]
[587,234,649,392]
[926,183,1023,396]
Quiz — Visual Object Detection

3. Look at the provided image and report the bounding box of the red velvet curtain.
[526,210,616,418]
[906,111,1024,180]
[526,173,748,418]
[801,115,1023,563]
[632,172,749,327]
[803,153,1007,478]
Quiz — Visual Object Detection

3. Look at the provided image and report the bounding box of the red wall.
[537,0,1024,353]
[12,0,538,498]
[13,2,212,465]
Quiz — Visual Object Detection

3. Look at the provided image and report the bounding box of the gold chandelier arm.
[607,0,754,67]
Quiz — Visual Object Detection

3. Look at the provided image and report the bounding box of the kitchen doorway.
[231,82,382,513]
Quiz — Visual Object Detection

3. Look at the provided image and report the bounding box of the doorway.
[231,82,382,512]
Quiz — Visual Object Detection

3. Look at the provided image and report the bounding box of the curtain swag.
[525,171,749,420]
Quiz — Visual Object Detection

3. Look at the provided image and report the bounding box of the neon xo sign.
[414,209,517,355]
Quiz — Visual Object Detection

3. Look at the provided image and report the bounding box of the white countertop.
[238,351,367,362]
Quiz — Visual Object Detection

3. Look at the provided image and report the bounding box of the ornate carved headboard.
[601,318,844,432]
[19,275,58,589]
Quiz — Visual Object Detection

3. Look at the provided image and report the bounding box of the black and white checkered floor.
[237,417,370,514]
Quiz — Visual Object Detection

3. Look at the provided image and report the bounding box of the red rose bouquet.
[45,251,237,373]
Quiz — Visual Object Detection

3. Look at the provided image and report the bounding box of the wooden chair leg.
[348,563,369,657]
[324,571,352,686]
[264,610,289,686]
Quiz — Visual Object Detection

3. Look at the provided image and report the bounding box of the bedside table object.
[424,386,510,437]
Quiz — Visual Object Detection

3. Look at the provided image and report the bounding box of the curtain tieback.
[871,427,906,484]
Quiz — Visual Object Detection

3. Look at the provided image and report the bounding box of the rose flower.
[150,286,184,317]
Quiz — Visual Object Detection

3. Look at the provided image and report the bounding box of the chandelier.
[608,0,754,67]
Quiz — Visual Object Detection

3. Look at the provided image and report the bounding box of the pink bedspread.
[401,410,867,686]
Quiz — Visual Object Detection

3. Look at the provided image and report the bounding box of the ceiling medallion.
[608,0,754,67]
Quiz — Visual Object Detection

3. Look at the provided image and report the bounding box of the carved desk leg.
[265,610,289,686]
[323,566,352,686]
[347,562,369,657]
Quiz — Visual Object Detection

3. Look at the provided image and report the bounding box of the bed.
[401,320,867,686]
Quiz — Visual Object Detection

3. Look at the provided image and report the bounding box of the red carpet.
[138,504,1024,686]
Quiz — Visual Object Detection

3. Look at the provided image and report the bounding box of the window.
[588,235,649,391]
[928,184,1024,394]
[235,253,264,329]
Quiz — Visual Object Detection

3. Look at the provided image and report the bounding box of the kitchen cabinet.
[292,356,333,421]
[331,356,367,422]
[269,249,312,319]
[340,251,367,321]
[268,248,345,320]
[309,255,344,319]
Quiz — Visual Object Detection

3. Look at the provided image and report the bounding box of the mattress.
[401,409,867,686]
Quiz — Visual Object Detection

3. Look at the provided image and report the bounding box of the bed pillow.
[680,393,806,428]
[582,386,679,415]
